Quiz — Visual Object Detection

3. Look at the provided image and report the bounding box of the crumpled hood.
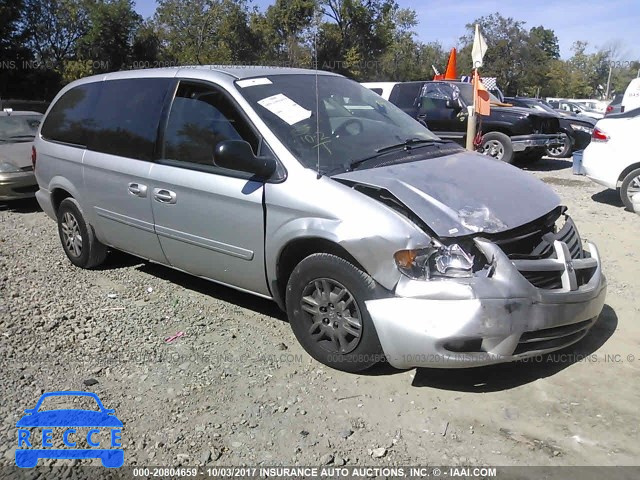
[334,150,561,238]
[0,141,33,168]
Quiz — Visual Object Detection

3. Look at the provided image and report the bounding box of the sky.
[134,0,640,60]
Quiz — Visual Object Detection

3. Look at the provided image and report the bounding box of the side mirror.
[445,99,462,110]
[213,140,276,179]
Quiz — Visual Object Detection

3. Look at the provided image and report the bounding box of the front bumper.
[0,170,37,201]
[511,134,565,152]
[366,238,606,369]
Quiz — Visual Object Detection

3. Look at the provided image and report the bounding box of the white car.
[622,78,640,113]
[582,108,640,210]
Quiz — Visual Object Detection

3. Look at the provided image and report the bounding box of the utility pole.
[605,64,613,100]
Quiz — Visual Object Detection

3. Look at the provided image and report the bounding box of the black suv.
[505,97,595,158]
[371,81,564,164]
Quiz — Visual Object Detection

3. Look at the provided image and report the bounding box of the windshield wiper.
[375,138,452,154]
[9,135,36,139]
[347,138,454,171]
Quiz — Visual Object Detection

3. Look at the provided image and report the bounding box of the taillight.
[592,127,609,142]
[31,145,37,169]
[606,105,613,113]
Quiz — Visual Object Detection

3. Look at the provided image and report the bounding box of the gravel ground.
[1,157,639,468]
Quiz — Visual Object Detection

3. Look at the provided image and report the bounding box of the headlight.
[570,124,593,134]
[394,242,475,280]
[0,162,20,173]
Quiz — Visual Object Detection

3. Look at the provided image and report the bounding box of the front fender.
[264,173,432,293]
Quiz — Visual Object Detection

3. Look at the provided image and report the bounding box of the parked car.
[363,81,564,164]
[504,97,595,158]
[35,67,606,371]
[581,107,640,210]
[622,78,640,113]
[546,99,604,120]
[0,109,41,201]
[605,93,625,116]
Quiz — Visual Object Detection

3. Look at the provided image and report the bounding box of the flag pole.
[466,68,477,151]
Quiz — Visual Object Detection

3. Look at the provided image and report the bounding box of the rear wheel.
[57,198,108,268]
[620,168,640,211]
[480,132,514,163]
[285,253,383,372]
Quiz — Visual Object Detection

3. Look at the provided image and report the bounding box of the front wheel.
[480,132,514,163]
[546,136,571,158]
[620,168,640,211]
[285,253,384,372]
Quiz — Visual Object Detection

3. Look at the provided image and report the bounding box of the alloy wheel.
[626,174,640,203]
[482,140,505,161]
[61,212,83,257]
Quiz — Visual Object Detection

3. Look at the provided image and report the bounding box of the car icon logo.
[15,391,123,468]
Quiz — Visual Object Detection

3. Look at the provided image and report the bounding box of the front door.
[417,82,467,144]
[148,81,270,296]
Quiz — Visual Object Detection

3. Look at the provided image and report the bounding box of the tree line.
[1,0,638,101]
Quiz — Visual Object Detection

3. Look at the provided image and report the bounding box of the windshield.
[530,102,558,114]
[0,115,41,142]
[236,75,439,174]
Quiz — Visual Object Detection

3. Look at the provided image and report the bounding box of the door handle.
[153,188,177,204]
[128,183,148,197]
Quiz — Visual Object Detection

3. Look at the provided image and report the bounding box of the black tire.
[285,253,383,372]
[620,168,640,211]
[546,136,571,158]
[481,131,514,163]
[57,197,108,268]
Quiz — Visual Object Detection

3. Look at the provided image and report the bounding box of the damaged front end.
[331,153,606,368]
[343,179,605,368]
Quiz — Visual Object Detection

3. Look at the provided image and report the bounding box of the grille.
[514,319,594,355]
[519,270,563,289]
[519,265,596,290]
[555,218,582,259]
[495,213,597,291]
[494,211,582,261]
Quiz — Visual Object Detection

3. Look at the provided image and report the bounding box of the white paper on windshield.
[257,94,312,125]
[237,78,272,88]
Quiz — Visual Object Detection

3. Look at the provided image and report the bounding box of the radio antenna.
[313,7,321,179]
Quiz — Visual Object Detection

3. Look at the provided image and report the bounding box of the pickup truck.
[363,81,564,164]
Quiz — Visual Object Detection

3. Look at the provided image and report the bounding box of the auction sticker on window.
[257,93,312,125]
[237,77,272,88]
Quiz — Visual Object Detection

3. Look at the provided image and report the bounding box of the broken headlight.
[394,243,475,280]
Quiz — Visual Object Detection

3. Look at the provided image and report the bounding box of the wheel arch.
[273,237,368,310]
[618,162,640,184]
[51,187,73,214]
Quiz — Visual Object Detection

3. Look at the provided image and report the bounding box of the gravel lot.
[1,157,639,469]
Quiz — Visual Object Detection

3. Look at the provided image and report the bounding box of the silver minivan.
[35,66,607,372]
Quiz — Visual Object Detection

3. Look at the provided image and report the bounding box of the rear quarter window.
[41,83,101,146]
[389,83,422,110]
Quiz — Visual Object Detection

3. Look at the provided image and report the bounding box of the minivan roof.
[88,65,340,83]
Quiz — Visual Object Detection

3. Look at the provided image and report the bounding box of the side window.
[89,78,172,161]
[40,83,101,146]
[162,82,258,166]
[419,83,455,112]
[389,83,421,111]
